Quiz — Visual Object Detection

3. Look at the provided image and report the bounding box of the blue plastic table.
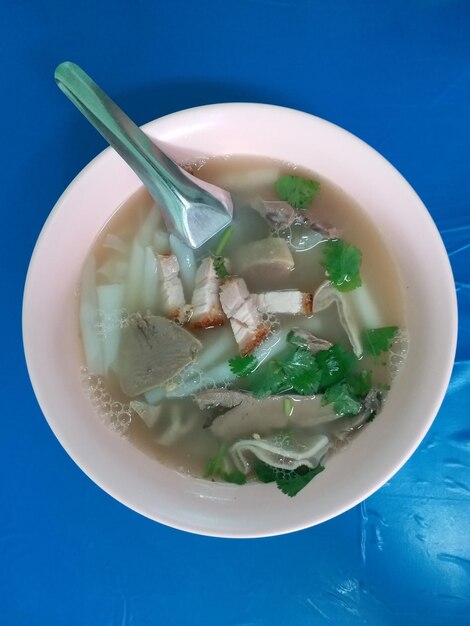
[3,1,469,624]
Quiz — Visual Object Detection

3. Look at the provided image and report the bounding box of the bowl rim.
[23,103,458,538]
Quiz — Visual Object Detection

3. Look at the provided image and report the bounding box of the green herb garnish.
[322,382,362,416]
[315,344,358,390]
[321,239,362,292]
[251,348,321,397]
[254,461,324,497]
[347,370,372,397]
[283,397,293,416]
[254,461,276,483]
[214,226,234,256]
[276,464,325,497]
[275,175,320,210]
[251,361,293,398]
[228,354,258,377]
[284,349,321,395]
[204,443,228,478]
[222,470,247,485]
[204,444,246,485]
[363,326,399,356]
[213,255,230,279]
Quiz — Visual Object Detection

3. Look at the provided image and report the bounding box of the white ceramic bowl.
[23,103,457,538]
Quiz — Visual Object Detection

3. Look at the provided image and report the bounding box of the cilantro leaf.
[321,239,362,292]
[363,326,399,356]
[228,354,258,377]
[251,361,293,397]
[213,255,230,279]
[283,349,321,395]
[223,470,247,485]
[255,461,324,496]
[315,344,358,389]
[276,464,325,497]
[347,370,372,397]
[204,444,228,478]
[275,175,320,210]
[205,444,247,485]
[254,460,276,483]
[322,382,362,416]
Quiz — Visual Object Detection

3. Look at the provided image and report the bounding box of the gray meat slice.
[255,199,340,239]
[233,237,295,280]
[116,314,202,397]
[205,393,338,443]
[195,389,250,410]
[289,327,333,353]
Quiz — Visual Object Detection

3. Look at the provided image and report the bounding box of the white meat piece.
[219,277,269,355]
[230,434,330,473]
[158,254,190,322]
[313,281,363,357]
[253,290,313,316]
[189,257,226,329]
[233,237,295,282]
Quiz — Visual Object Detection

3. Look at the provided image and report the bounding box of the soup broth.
[79,156,407,494]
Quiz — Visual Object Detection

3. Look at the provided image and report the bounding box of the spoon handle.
[54,62,231,247]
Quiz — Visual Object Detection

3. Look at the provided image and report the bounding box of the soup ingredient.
[205,392,338,442]
[153,231,170,254]
[102,233,130,256]
[189,256,227,329]
[125,240,145,312]
[255,200,296,229]
[287,328,333,353]
[251,346,321,397]
[97,258,127,283]
[255,461,325,497]
[169,234,196,300]
[253,290,313,316]
[156,405,195,446]
[228,354,258,377]
[97,283,125,371]
[204,444,247,485]
[363,326,399,356]
[82,156,406,499]
[158,253,189,322]
[130,400,162,429]
[214,225,235,256]
[80,256,104,375]
[322,382,363,416]
[321,239,362,292]
[233,237,294,281]
[230,433,329,472]
[116,315,202,397]
[313,281,363,357]
[212,256,230,279]
[316,344,358,389]
[275,175,320,210]
[219,277,269,354]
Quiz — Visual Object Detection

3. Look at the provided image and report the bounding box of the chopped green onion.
[214,226,234,256]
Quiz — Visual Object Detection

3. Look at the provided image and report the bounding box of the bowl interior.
[23,104,457,537]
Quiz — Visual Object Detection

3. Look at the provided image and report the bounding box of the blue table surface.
[2,1,470,624]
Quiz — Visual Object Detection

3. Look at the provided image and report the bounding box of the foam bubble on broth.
[81,367,132,435]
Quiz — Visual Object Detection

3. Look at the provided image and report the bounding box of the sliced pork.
[253,290,313,316]
[189,257,226,329]
[158,253,191,323]
[219,277,269,354]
